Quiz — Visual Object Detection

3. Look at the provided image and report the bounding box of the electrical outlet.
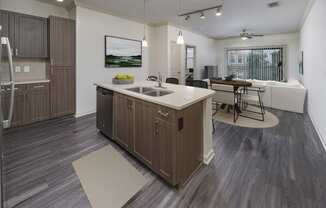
[23,65,31,73]
[15,66,22,73]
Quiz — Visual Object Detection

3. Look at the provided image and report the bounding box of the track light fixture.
[178,5,223,20]
[200,12,206,19]
[216,7,222,16]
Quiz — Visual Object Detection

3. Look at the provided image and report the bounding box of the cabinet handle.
[158,110,169,117]
[154,120,159,135]
[15,48,18,56]
[33,85,45,89]
[50,58,54,66]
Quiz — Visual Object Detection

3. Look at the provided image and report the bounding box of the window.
[186,46,195,69]
[226,47,284,81]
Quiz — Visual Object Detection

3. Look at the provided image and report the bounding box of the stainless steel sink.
[127,87,154,94]
[126,87,173,97]
[144,90,173,97]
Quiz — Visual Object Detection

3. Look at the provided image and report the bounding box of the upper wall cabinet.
[0,10,11,57]
[49,16,75,67]
[0,10,48,58]
[14,14,48,58]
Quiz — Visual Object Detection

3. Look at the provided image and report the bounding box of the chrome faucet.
[156,74,166,89]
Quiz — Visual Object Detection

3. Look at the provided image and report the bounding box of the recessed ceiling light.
[57,0,64,2]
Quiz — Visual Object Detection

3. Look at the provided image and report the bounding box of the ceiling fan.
[240,29,264,40]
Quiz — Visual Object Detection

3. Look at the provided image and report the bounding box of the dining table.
[209,78,252,91]
[209,78,253,113]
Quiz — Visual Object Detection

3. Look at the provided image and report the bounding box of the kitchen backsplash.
[0,58,47,82]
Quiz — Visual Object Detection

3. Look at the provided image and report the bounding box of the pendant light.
[177,0,184,45]
[177,31,185,45]
[142,0,148,47]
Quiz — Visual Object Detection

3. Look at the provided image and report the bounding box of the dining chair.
[211,84,240,123]
[190,80,216,133]
[191,80,209,89]
[239,87,265,121]
[166,77,179,84]
[147,75,158,81]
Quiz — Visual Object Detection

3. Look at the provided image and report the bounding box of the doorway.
[185,45,196,85]
[169,41,182,82]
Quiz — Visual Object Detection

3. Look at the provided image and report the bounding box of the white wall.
[0,0,69,18]
[76,7,152,116]
[216,33,300,80]
[167,25,218,81]
[148,24,218,82]
[148,25,169,77]
[300,0,326,149]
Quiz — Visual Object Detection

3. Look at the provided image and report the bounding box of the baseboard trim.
[308,109,326,152]
[203,149,215,165]
[75,110,96,118]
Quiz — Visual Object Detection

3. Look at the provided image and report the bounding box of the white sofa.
[249,79,307,113]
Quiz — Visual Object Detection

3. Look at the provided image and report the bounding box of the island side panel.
[203,97,215,164]
[176,101,203,185]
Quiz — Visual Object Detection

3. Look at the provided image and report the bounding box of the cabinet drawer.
[27,83,49,91]
[154,105,175,123]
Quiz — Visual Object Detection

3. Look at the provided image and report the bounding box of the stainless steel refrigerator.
[0,23,15,208]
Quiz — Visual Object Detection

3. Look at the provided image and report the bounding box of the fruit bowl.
[112,74,134,85]
[112,78,134,85]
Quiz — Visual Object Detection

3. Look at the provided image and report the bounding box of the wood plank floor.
[3,110,326,208]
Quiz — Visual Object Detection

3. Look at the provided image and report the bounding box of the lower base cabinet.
[26,83,50,123]
[1,83,50,128]
[98,90,203,186]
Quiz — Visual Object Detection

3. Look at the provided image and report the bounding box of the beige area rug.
[213,106,279,128]
[73,145,148,208]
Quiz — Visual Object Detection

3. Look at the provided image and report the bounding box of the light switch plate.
[15,66,21,73]
[23,66,31,73]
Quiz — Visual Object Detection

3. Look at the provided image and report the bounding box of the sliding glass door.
[226,47,284,81]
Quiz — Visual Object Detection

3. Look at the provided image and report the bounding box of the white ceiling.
[38,0,310,39]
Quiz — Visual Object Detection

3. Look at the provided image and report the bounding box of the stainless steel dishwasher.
[97,87,113,139]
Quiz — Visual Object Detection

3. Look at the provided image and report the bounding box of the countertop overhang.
[95,81,215,110]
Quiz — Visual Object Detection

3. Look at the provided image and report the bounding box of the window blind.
[226,47,284,81]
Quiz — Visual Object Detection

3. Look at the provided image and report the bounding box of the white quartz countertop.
[95,81,215,110]
[14,80,50,85]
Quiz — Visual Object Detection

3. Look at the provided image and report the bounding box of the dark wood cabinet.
[0,10,10,57]
[49,16,75,67]
[154,117,175,183]
[14,14,48,58]
[49,67,75,118]
[26,83,50,123]
[103,92,203,186]
[97,87,113,138]
[1,85,27,127]
[113,93,134,151]
[134,100,155,168]
[49,16,76,118]
[1,83,50,128]
[0,10,48,58]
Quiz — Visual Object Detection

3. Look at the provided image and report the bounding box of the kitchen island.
[95,81,215,186]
